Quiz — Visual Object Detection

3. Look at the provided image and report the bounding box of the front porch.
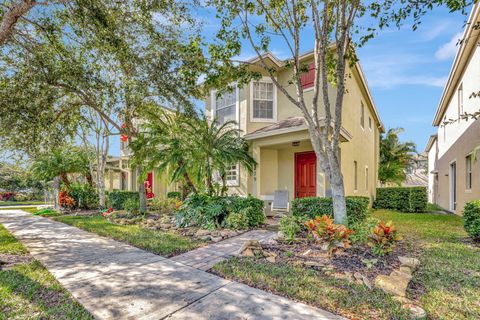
[248,130,332,214]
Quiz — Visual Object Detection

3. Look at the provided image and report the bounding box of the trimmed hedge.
[373,187,427,212]
[291,196,370,225]
[463,200,480,240]
[108,190,139,210]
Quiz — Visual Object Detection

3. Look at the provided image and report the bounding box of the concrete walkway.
[0,209,343,320]
[171,230,276,270]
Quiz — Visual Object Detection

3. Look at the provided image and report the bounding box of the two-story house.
[205,51,384,207]
[426,2,480,213]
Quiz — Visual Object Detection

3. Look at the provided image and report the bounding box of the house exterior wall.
[428,3,480,213]
[205,57,382,203]
[434,120,480,212]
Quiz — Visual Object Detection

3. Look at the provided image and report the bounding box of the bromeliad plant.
[101,207,114,217]
[305,215,353,254]
[367,221,402,256]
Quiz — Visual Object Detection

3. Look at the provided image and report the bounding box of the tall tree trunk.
[0,0,36,45]
[98,178,106,209]
[53,176,60,211]
[136,165,147,213]
[330,161,347,225]
[86,172,94,187]
[59,172,70,189]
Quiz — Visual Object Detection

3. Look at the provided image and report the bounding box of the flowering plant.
[59,191,75,208]
[305,215,353,254]
[368,221,402,256]
[101,207,114,217]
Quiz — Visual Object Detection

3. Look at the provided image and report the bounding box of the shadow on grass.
[0,261,92,319]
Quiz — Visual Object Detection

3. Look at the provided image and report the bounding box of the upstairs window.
[252,80,275,121]
[369,116,372,130]
[466,154,472,189]
[300,63,315,89]
[214,88,237,125]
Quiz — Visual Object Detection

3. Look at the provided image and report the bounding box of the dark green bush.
[68,183,99,209]
[463,200,480,240]
[373,187,427,212]
[291,196,369,225]
[167,191,181,199]
[175,194,265,230]
[108,190,139,210]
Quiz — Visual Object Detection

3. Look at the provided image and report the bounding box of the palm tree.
[31,146,91,209]
[131,110,200,194]
[185,116,256,195]
[379,128,416,186]
[131,109,256,196]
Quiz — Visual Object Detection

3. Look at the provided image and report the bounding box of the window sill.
[465,189,472,193]
[250,118,276,123]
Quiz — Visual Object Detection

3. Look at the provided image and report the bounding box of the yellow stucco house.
[205,51,384,208]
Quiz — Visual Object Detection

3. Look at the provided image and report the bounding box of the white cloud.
[360,52,447,89]
[435,32,463,60]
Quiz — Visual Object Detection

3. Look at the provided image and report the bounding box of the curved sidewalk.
[0,209,343,320]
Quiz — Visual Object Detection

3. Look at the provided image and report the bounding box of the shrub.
[349,217,380,245]
[175,194,265,230]
[291,196,369,225]
[463,200,480,240]
[123,197,140,215]
[0,192,16,201]
[225,209,250,230]
[374,187,427,212]
[167,191,182,199]
[150,198,182,215]
[305,215,353,254]
[108,190,139,210]
[68,183,99,209]
[279,215,304,243]
[367,221,402,256]
[59,191,75,209]
[229,195,265,227]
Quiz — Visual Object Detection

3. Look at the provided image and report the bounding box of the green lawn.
[0,207,39,214]
[0,201,49,206]
[54,216,204,257]
[213,210,480,320]
[0,224,92,319]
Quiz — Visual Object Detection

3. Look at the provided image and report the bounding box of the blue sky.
[108,4,471,157]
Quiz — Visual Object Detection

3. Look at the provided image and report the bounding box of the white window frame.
[225,163,240,187]
[211,85,240,127]
[250,77,277,123]
[466,153,472,190]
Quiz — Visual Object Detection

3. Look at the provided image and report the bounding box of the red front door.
[295,152,317,198]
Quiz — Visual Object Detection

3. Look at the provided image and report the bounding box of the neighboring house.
[117,137,178,199]
[205,51,384,209]
[427,2,480,213]
[403,153,428,187]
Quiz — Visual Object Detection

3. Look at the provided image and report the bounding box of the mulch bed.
[262,238,409,281]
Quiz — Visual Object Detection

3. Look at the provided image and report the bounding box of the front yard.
[213,210,480,320]
[53,215,204,257]
[0,224,92,319]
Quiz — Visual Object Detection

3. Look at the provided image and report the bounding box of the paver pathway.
[0,209,343,320]
[171,229,276,270]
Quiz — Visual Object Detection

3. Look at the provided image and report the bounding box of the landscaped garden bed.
[0,224,92,319]
[212,209,480,320]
